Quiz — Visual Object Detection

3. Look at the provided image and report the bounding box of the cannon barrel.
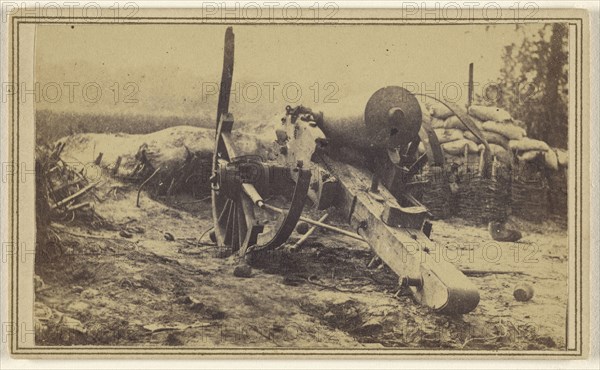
[318,86,422,151]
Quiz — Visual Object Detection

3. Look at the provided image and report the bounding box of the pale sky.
[35,23,544,122]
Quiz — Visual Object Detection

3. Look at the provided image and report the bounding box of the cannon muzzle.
[318,86,422,152]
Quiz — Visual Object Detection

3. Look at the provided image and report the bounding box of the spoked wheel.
[209,26,311,261]
[210,114,311,260]
[211,178,261,257]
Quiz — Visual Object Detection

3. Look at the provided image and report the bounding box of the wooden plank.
[468,62,474,107]
[215,27,235,130]
[322,155,480,314]
[52,180,101,209]
[221,132,238,158]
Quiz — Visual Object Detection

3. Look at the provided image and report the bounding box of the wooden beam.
[52,180,101,209]
[290,213,329,251]
[468,62,474,107]
[262,203,364,241]
[322,155,480,314]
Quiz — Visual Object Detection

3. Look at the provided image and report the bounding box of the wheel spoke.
[214,198,233,246]
[236,201,247,251]
[218,198,232,227]
[230,203,239,252]
[224,200,235,246]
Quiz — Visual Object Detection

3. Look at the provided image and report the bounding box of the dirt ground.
[34,175,568,350]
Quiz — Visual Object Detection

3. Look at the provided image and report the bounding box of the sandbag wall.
[418,101,568,224]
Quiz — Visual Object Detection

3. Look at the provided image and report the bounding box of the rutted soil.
[35,186,568,350]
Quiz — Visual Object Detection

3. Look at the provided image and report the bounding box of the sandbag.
[556,148,568,167]
[434,128,464,144]
[428,102,454,119]
[443,115,484,131]
[431,117,446,129]
[488,143,511,164]
[477,143,511,165]
[482,121,526,140]
[468,105,512,122]
[509,137,550,152]
[544,149,559,171]
[441,139,479,155]
[517,150,543,162]
[443,115,462,130]
[464,130,510,149]
[512,120,528,136]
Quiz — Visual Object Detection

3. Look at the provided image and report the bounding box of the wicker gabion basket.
[511,162,550,223]
[419,166,452,220]
[456,167,511,224]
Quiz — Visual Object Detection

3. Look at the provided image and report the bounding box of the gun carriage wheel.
[210,114,312,258]
[209,27,312,259]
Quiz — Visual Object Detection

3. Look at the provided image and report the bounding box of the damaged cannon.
[208,27,480,314]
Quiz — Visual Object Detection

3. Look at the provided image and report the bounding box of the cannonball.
[513,283,534,302]
[296,222,310,235]
[233,264,252,278]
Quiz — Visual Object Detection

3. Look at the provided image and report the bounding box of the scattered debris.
[142,321,212,333]
[461,269,526,276]
[127,226,145,234]
[233,264,252,278]
[34,302,53,321]
[489,221,522,242]
[81,288,100,299]
[58,314,87,334]
[514,284,535,302]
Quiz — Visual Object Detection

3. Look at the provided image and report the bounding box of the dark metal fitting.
[401,276,423,289]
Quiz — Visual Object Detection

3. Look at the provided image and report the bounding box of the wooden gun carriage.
[209,27,491,314]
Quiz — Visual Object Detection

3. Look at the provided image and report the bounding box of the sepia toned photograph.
[2,6,592,359]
